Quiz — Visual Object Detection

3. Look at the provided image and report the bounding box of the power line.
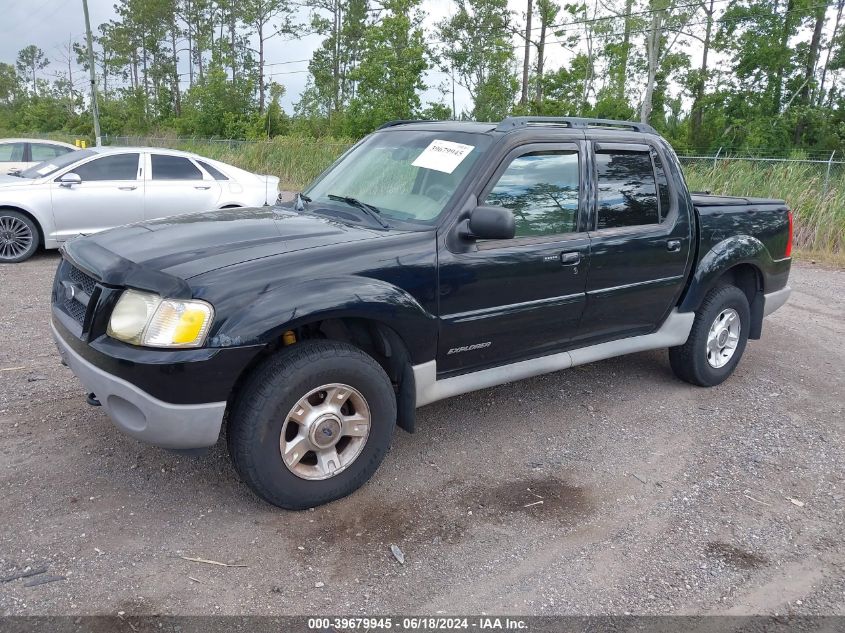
[526,0,736,33]
[269,69,310,75]
[549,1,833,35]
[264,58,312,67]
[0,0,64,37]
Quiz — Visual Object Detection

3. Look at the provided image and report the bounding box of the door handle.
[667,239,682,252]
[118,186,137,191]
[194,185,211,190]
[560,252,581,265]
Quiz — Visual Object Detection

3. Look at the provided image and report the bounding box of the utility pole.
[451,63,456,120]
[82,0,102,146]
[520,0,533,106]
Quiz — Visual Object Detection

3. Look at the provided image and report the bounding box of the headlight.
[107,289,214,348]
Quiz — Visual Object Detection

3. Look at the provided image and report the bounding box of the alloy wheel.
[279,383,371,480]
[0,216,33,261]
[706,308,741,369]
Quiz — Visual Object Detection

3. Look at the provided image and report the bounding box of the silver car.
[0,146,280,262]
[0,138,79,174]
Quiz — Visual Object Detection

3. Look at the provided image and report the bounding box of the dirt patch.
[472,477,591,518]
[293,497,468,549]
[283,475,591,553]
[706,542,769,570]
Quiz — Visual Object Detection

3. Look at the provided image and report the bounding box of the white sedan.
[1,138,78,174]
[0,147,280,262]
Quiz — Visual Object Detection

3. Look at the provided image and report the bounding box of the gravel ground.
[0,253,843,616]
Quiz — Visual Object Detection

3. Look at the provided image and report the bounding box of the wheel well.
[715,263,764,339]
[228,317,417,433]
[0,206,43,248]
[220,204,242,209]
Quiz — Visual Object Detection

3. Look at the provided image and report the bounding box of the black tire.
[227,340,396,510]
[669,284,750,387]
[0,210,39,263]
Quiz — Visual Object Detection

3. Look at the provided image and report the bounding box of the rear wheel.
[669,284,750,387]
[0,210,38,263]
[227,340,396,509]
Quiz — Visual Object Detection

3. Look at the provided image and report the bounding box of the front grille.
[54,259,100,327]
[64,296,87,322]
[67,264,97,297]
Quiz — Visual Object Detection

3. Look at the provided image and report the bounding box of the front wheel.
[227,340,396,510]
[0,210,39,263]
[669,284,750,387]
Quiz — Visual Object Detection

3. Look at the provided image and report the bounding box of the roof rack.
[376,119,437,130]
[496,116,657,134]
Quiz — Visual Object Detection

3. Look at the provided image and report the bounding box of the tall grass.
[682,158,845,257]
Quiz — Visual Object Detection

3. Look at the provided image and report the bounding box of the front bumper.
[52,322,226,449]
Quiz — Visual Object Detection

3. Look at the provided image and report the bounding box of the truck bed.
[691,194,791,266]
[691,193,786,208]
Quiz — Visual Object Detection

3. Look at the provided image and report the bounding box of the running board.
[413,309,695,407]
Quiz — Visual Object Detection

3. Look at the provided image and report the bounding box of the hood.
[64,207,388,286]
[0,174,38,188]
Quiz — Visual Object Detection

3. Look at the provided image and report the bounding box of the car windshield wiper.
[326,194,389,229]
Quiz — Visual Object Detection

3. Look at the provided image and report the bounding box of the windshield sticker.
[412,140,474,174]
[36,164,57,175]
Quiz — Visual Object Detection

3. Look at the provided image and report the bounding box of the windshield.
[19,149,94,179]
[305,130,491,225]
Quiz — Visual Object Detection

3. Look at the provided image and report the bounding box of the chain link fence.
[103,134,351,151]
[675,149,845,197]
[673,149,844,252]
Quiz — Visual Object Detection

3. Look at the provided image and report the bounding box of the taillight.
[785,210,793,258]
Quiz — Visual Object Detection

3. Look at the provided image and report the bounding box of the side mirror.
[464,205,515,240]
[59,172,82,188]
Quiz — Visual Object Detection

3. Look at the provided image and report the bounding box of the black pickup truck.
[51,117,792,509]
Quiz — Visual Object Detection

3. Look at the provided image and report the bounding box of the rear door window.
[31,143,73,162]
[72,153,140,181]
[595,151,659,229]
[151,154,203,180]
[196,160,229,181]
[0,142,25,162]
